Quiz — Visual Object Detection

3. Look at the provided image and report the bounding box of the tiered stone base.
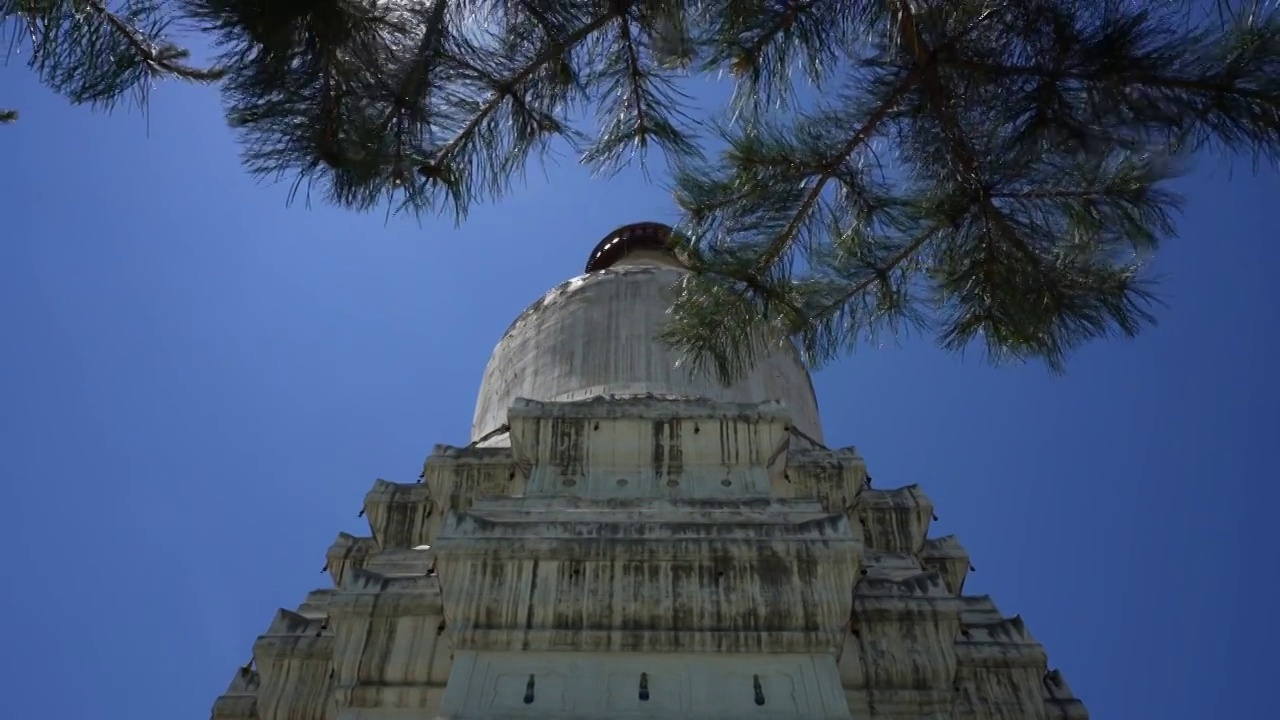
[211,397,1087,720]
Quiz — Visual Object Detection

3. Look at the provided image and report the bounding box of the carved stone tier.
[252,610,335,720]
[326,533,435,586]
[430,397,862,719]
[325,570,450,713]
[433,496,860,654]
[211,665,259,720]
[921,536,971,595]
[505,396,796,498]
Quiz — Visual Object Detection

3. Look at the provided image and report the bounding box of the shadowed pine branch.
[661,0,1276,384]
[2,0,224,118]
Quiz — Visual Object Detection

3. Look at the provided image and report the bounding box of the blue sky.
[2,43,1276,720]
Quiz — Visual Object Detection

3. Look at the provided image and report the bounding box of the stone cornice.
[325,569,444,618]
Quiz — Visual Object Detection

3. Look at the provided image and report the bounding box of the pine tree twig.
[377,0,448,135]
[4,0,224,123]
[749,68,921,274]
[747,1,1008,278]
[811,228,937,319]
[420,3,631,175]
[616,11,647,144]
[85,0,223,82]
[893,2,1041,268]
[945,59,1275,103]
[987,188,1120,201]
[736,0,818,70]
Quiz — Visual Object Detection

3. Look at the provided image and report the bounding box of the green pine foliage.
[4,1,1280,381]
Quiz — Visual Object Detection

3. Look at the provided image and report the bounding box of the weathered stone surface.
[921,535,971,595]
[859,484,934,554]
[1043,669,1089,720]
[326,533,380,587]
[252,610,335,720]
[434,497,859,655]
[210,419,1087,720]
[507,396,793,498]
[423,445,521,524]
[211,665,259,720]
[298,589,336,618]
[780,446,868,516]
[324,569,451,715]
[362,480,434,550]
[439,650,851,720]
[471,263,824,445]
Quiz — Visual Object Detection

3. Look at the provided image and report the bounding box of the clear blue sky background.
[2,40,1276,720]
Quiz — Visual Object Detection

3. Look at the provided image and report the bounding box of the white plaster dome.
[471,223,824,445]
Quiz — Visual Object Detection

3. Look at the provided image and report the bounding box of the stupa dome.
[471,222,823,445]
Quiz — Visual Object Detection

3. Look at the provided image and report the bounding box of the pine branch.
[408,3,629,217]
[195,0,445,211]
[701,0,880,110]
[2,0,223,118]
[579,0,702,175]
[889,1,1192,369]
[901,2,1080,363]
[10,0,1280,381]
[662,0,1261,381]
[675,2,993,361]
[748,69,917,274]
[425,6,619,172]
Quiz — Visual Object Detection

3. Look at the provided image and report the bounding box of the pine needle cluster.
[2,0,223,120]
[5,1,1280,381]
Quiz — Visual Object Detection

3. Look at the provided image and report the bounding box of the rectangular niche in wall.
[486,669,571,714]
[605,669,684,714]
